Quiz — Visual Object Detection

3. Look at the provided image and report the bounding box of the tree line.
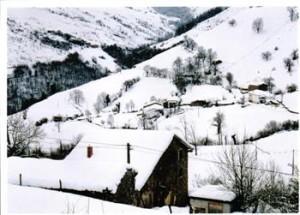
[8,52,109,115]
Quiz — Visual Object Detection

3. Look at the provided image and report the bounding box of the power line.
[190,156,293,176]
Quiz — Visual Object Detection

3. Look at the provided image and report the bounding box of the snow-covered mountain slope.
[25,68,143,121]
[7,7,179,71]
[153,7,210,22]
[137,7,298,90]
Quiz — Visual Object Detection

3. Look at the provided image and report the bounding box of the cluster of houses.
[8,121,237,213]
[239,80,278,105]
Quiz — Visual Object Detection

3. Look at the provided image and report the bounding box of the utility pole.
[127,143,132,164]
[292,149,295,175]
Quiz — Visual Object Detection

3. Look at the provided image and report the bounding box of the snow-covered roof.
[9,121,190,193]
[189,185,236,202]
[249,89,272,97]
[143,102,163,111]
[182,85,234,104]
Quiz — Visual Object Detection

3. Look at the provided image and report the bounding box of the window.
[208,202,223,213]
[193,207,206,213]
[177,149,184,161]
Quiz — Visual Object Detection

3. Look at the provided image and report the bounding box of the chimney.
[87,145,93,158]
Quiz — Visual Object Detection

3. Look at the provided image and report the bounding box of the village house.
[181,85,235,107]
[140,101,164,118]
[8,122,193,208]
[239,80,268,94]
[248,89,273,104]
[189,184,236,213]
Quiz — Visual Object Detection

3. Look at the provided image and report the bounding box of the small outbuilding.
[189,185,236,213]
[248,89,272,104]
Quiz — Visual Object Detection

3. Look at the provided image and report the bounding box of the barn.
[8,122,193,208]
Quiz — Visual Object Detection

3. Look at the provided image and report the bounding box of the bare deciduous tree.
[283,58,294,74]
[69,89,85,106]
[218,145,263,212]
[107,114,114,128]
[228,19,237,26]
[261,51,272,61]
[287,7,299,22]
[226,72,234,87]
[252,18,264,34]
[94,93,107,114]
[212,111,225,144]
[7,113,45,157]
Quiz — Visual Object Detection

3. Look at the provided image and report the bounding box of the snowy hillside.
[7,6,299,213]
[138,7,298,90]
[8,7,179,71]
[189,131,299,191]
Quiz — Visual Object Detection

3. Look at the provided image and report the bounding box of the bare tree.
[69,89,85,106]
[187,122,201,155]
[129,100,135,112]
[94,93,106,114]
[252,18,264,34]
[180,116,189,141]
[85,109,92,122]
[218,145,263,212]
[291,49,299,61]
[107,114,114,128]
[261,51,272,61]
[183,35,197,52]
[212,111,225,144]
[283,58,294,74]
[263,77,275,93]
[228,19,237,27]
[287,7,299,22]
[226,72,234,87]
[7,113,45,157]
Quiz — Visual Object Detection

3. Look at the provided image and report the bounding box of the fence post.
[59,179,62,190]
[19,173,22,186]
[127,143,132,164]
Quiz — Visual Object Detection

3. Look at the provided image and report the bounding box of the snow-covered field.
[158,104,297,143]
[9,184,189,213]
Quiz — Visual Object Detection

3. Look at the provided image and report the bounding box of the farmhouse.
[189,185,236,213]
[248,89,272,104]
[182,85,234,106]
[8,122,192,208]
[239,80,268,93]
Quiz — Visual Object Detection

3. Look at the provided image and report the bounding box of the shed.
[189,185,236,213]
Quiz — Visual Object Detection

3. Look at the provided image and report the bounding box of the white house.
[189,184,236,213]
[248,89,272,104]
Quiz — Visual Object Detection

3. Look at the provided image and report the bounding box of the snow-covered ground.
[158,104,298,143]
[182,85,235,104]
[189,131,299,191]
[25,69,143,122]
[8,121,186,193]
[137,7,298,90]
[7,6,299,213]
[8,7,179,70]
[281,91,299,112]
[8,184,189,213]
